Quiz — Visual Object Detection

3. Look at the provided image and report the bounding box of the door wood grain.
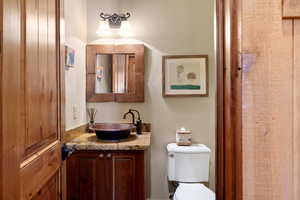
[21,142,61,200]
[1,0,22,199]
[242,0,295,199]
[1,0,63,199]
[23,0,59,160]
[293,19,300,200]
[32,172,59,200]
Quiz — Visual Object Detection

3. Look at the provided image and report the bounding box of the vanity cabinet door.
[67,152,103,200]
[110,152,145,200]
[67,151,145,200]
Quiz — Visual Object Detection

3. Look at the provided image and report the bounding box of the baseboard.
[65,123,87,132]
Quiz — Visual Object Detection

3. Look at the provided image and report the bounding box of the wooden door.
[1,0,64,199]
[237,0,300,199]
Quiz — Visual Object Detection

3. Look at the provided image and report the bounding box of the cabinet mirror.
[86,45,145,102]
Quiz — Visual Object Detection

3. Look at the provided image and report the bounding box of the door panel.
[47,0,58,141]
[67,152,99,200]
[78,157,97,200]
[23,0,58,159]
[21,142,61,200]
[24,0,41,156]
[112,151,145,200]
[20,0,62,199]
[32,172,59,200]
[283,0,300,19]
[112,154,135,200]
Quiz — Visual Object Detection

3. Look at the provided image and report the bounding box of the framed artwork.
[162,55,209,97]
[65,45,75,69]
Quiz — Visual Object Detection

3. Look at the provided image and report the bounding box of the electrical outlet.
[73,105,78,120]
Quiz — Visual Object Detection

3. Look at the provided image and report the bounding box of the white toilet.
[167,143,215,200]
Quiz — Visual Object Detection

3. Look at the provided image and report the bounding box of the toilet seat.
[174,183,215,200]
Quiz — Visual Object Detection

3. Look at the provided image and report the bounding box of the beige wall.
[65,0,87,130]
[86,0,216,199]
[65,0,215,199]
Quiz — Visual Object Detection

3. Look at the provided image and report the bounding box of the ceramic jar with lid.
[176,127,192,146]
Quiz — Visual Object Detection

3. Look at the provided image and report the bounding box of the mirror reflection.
[95,54,113,93]
[95,54,136,94]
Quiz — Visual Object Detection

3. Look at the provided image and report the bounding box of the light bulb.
[96,21,112,36]
[119,21,133,37]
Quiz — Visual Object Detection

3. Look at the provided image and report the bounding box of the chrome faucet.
[123,109,142,135]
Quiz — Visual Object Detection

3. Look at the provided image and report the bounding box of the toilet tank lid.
[167,143,211,153]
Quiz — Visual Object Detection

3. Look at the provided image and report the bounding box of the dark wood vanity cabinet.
[67,151,145,200]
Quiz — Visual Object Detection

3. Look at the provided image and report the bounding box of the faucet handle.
[135,119,143,135]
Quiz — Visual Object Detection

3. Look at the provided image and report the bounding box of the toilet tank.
[167,143,211,183]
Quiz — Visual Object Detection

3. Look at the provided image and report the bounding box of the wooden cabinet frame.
[86,44,145,103]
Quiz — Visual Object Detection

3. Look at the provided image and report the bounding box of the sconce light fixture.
[97,12,133,37]
[100,12,131,28]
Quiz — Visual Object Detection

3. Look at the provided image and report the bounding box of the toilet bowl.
[167,143,215,200]
[173,183,215,200]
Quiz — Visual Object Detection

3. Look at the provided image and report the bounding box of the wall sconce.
[96,12,133,37]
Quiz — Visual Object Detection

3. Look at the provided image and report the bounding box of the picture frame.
[65,45,76,69]
[162,55,209,97]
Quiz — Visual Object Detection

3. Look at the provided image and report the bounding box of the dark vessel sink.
[92,123,135,141]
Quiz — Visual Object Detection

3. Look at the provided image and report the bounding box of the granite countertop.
[65,132,151,151]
